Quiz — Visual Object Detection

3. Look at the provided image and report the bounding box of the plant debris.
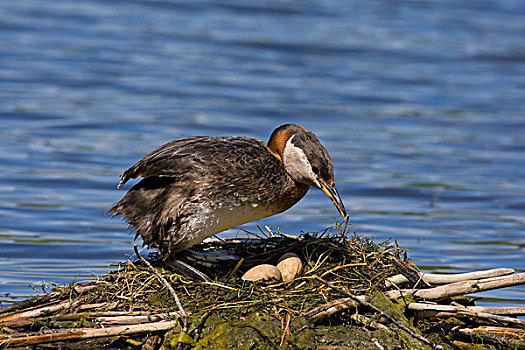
[1,223,524,349]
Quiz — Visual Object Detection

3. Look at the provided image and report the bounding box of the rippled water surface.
[1,0,524,305]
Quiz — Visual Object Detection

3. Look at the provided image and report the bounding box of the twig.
[201,281,238,291]
[392,258,431,288]
[279,313,291,346]
[457,325,525,336]
[305,297,369,322]
[0,284,97,316]
[96,311,182,325]
[386,272,525,300]
[408,302,525,326]
[0,299,82,323]
[319,263,367,278]
[225,258,244,281]
[277,227,302,240]
[76,302,116,312]
[265,225,275,237]
[343,215,349,234]
[456,326,525,349]
[408,302,525,316]
[133,245,187,333]
[386,268,515,286]
[0,294,55,316]
[372,338,385,350]
[455,309,525,326]
[350,313,392,333]
[0,320,177,347]
[313,275,444,350]
[256,225,269,239]
[0,311,148,328]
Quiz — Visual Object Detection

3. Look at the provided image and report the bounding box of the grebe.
[108,124,346,257]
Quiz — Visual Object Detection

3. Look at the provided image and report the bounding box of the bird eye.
[312,166,319,175]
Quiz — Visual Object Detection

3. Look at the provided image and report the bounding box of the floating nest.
[1,224,524,349]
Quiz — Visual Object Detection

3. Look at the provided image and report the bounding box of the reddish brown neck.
[267,124,307,162]
[267,129,293,162]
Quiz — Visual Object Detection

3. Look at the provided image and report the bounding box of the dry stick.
[133,245,187,333]
[0,284,96,316]
[96,312,182,325]
[0,284,98,322]
[0,320,177,347]
[457,325,525,336]
[313,275,444,350]
[305,296,369,322]
[0,299,82,323]
[408,303,525,316]
[72,284,100,294]
[350,313,392,333]
[76,302,118,312]
[454,310,525,326]
[0,295,55,316]
[0,311,148,329]
[386,268,515,286]
[409,303,525,326]
[279,313,291,347]
[343,215,349,234]
[456,326,525,349]
[392,258,431,288]
[385,272,525,300]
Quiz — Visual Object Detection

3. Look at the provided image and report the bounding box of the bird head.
[267,124,347,218]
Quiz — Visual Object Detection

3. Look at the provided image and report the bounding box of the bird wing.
[117,136,267,188]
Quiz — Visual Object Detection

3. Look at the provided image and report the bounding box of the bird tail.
[106,177,181,249]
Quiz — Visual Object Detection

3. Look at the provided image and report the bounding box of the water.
[1,0,524,305]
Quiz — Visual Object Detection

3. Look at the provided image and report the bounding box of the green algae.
[370,291,430,350]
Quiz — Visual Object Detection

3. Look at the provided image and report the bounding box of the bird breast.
[193,200,278,236]
[176,179,309,251]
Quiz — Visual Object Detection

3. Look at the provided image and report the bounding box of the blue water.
[1,0,524,305]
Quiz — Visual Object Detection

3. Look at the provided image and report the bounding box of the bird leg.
[162,255,211,282]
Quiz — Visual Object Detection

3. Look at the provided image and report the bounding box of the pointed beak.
[317,179,347,218]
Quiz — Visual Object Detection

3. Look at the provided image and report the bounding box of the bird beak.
[317,178,347,218]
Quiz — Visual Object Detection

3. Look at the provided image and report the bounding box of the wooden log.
[408,303,525,316]
[408,303,525,326]
[385,272,525,300]
[386,268,515,286]
[0,320,177,347]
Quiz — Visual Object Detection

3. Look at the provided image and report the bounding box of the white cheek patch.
[283,135,320,187]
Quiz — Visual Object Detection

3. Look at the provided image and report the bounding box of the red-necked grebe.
[108,124,347,257]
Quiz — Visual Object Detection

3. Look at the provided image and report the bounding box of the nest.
[1,224,524,349]
[110,231,398,316]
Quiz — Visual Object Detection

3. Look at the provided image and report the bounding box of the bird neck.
[267,129,294,163]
